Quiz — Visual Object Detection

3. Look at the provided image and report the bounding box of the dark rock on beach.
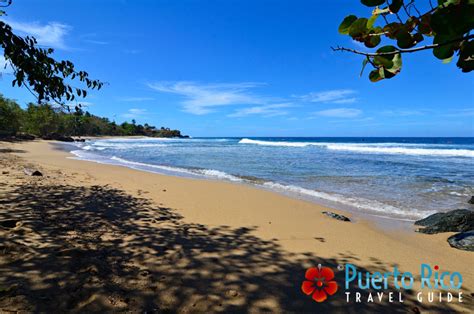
[23,167,43,177]
[15,133,36,140]
[415,209,474,234]
[447,231,474,252]
[469,196,474,205]
[42,133,75,142]
[322,211,351,222]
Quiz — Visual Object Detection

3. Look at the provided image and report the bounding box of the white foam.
[325,144,474,157]
[262,181,434,219]
[239,138,325,147]
[92,142,168,150]
[109,157,243,182]
[239,139,474,157]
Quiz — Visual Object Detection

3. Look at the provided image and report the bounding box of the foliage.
[0,93,22,135]
[336,0,474,82]
[0,0,103,108]
[0,94,185,138]
[23,103,60,136]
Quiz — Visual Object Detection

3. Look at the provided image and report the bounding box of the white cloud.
[381,110,425,116]
[118,97,155,102]
[228,103,293,118]
[84,39,108,45]
[313,108,362,118]
[122,108,148,119]
[5,19,71,49]
[442,109,474,117]
[148,81,267,115]
[299,89,357,104]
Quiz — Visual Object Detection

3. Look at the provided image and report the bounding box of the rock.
[42,133,74,142]
[447,231,474,251]
[15,133,35,140]
[322,211,350,222]
[415,209,474,234]
[23,167,43,176]
[469,196,474,205]
[75,138,86,142]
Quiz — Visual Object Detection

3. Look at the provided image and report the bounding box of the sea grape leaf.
[339,15,358,34]
[367,14,378,29]
[369,69,384,82]
[433,35,455,59]
[389,0,404,13]
[349,18,369,38]
[360,58,369,77]
[361,0,386,7]
[396,31,416,48]
[456,40,474,72]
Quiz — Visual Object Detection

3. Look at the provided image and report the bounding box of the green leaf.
[372,45,402,77]
[442,56,454,63]
[383,23,403,39]
[339,15,358,34]
[418,15,433,36]
[369,68,384,82]
[361,0,386,7]
[396,31,416,49]
[432,35,455,59]
[389,0,404,13]
[374,55,393,68]
[456,40,474,72]
[386,53,402,74]
[367,14,378,29]
[349,18,369,37]
[382,68,397,79]
[365,34,381,48]
[360,58,369,77]
[413,33,424,44]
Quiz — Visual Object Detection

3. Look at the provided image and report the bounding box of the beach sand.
[0,140,472,312]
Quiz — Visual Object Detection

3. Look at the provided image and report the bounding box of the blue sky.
[1,0,473,136]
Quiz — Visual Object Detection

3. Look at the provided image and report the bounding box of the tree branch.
[331,34,474,57]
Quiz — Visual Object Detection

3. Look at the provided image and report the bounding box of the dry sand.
[0,140,472,312]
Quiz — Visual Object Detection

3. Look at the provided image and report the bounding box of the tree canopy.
[0,0,102,109]
[0,94,185,138]
[335,0,473,82]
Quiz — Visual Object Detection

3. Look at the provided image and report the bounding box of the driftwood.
[23,167,43,176]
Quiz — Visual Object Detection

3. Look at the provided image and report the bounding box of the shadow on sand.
[0,182,470,312]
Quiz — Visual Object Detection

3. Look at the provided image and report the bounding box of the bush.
[0,94,23,136]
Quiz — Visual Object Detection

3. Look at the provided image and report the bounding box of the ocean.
[69,137,474,221]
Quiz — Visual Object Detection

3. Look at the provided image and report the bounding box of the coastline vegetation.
[0,94,186,139]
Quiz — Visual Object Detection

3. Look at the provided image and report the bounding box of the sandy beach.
[0,140,472,312]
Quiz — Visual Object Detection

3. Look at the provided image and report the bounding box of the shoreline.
[1,140,472,312]
[67,142,416,231]
[64,138,435,224]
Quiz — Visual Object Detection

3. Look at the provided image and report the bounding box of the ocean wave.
[325,144,474,157]
[93,143,168,150]
[239,138,325,147]
[239,138,474,157]
[261,182,434,219]
[109,157,243,182]
[69,148,435,220]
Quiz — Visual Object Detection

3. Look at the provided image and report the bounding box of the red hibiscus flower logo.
[301,264,338,302]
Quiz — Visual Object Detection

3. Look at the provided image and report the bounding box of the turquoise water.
[70,137,474,220]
